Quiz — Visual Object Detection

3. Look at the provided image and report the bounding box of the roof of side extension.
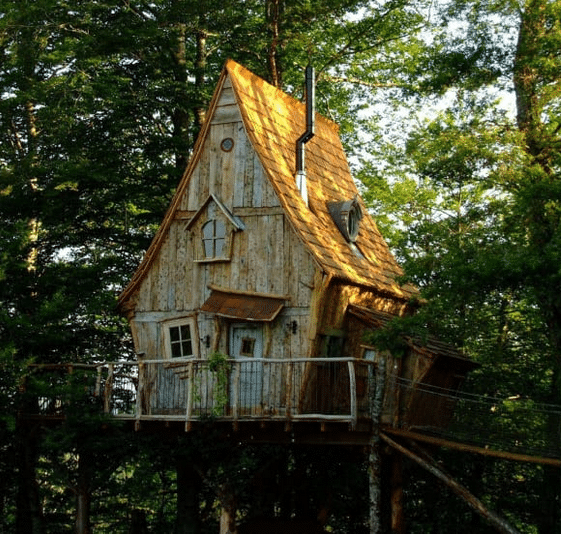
[118,60,418,311]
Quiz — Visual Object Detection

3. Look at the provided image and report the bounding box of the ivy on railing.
[206,352,231,416]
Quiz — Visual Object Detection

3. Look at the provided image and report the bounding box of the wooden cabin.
[116,60,475,436]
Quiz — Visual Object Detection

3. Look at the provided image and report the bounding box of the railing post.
[103,364,114,414]
[232,360,240,424]
[263,359,269,417]
[185,361,194,432]
[95,365,102,399]
[348,361,357,430]
[135,362,144,431]
[285,361,293,419]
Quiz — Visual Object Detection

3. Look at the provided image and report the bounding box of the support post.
[368,358,386,534]
[75,449,92,534]
[15,422,44,534]
[390,453,405,534]
[381,433,522,534]
[218,484,238,534]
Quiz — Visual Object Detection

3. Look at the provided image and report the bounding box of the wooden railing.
[24,358,376,430]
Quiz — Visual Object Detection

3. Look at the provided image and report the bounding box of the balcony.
[23,358,377,435]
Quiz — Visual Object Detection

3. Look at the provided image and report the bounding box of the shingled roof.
[118,60,418,310]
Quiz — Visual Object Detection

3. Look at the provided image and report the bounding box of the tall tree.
[361,0,561,531]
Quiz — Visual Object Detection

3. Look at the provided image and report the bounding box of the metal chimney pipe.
[296,66,315,205]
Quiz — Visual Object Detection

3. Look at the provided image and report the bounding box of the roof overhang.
[200,288,286,322]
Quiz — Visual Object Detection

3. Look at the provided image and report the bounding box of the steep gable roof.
[118,60,417,312]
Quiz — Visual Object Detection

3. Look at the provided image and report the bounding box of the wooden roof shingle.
[225,60,417,299]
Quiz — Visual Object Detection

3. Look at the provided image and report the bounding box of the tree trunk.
[218,484,238,534]
[368,358,386,534]
[75,449,92,534]
[513,3,561,531]
[219,509,238,534]
[129,509,148,534]
[175,456,201,534]
[265,0,282,88]
[15,424,43,534]
[390,453,404,534]
[171,22,191,172]
[538,319,561,534]
[194,28,207,132]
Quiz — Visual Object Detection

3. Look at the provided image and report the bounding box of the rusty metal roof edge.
[207,283,291,302]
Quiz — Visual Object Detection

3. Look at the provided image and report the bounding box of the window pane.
[170,324,192,357]
[241,338,255,357]
[348,209,359,240]
[171,341,182,357]
[203,239,214,258]
[215,238,225,257]
[201,218,228,259]
[170,326,180,342]
[182,340,193,356]
[327,336,344,358]
[202,220,214,239]
[215,219,226,238]
[180,325,191,341]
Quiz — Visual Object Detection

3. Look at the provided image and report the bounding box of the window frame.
[163,317,198,360]
[187,194,245,264]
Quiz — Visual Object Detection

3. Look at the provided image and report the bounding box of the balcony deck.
[22,358,378,444]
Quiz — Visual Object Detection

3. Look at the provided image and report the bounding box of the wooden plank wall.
[130,73,315,360]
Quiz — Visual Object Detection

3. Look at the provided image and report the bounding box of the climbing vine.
[207,351,231,416]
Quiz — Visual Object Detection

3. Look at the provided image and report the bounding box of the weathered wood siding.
[130,73,316,360]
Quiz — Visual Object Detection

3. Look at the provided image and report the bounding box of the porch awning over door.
[200,289,285,321]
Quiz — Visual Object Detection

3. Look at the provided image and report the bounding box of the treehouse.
[115,60,475,439]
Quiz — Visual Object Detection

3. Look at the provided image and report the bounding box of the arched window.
[202,218,226,259]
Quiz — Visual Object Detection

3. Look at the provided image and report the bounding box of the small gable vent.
[328,197,363,242]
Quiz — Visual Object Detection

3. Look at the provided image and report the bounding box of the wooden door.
[229,323,264,409]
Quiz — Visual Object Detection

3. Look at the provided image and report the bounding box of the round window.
[220,138,234,152]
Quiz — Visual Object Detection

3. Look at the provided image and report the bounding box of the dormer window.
[347,203,361,241]
[187,194,245,263]
[328,196,363,243]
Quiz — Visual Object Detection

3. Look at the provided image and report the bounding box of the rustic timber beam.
[383,427,561,467]
[380,432,522,534]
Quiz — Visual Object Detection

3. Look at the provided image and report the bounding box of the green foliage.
[365,314,429,357]
[207,351,231,416]
[364,0,561,531]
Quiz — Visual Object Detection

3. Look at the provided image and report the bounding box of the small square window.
[240,337,255,357]
[165,319,197,359]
